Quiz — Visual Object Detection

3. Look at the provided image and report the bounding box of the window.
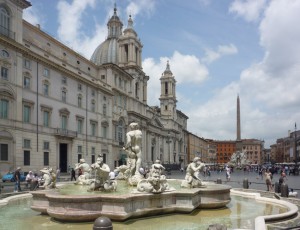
[78,154,82,163]
[62,76,67,84]
[0,99,8,119]
[103,104,107,116]
[78,145,82,153]
[101,75,105,80]
[102,126,107,138]
[0,143,8,161]
[165,82,168,95]
[43,111,50,127]
[24,150,30,166]
[44,152,49,166]
[24,76,31,89]
[43,81,49,96]
[62,88,67,102]
[43,68,50,77]
[23,105,31,123]
[23,139,31,148]
[91,100,95,112]
[78,83,82,91]
[1,50,9,58]
[1,67,8,80]
[78,95,82,108]
[117,120,123,142]
[91,147,95,155]
[91,155,95,164]
[0,7,10,37]
[77,119,83,134]
[91,122,97,136]
[43,141,49,150]
[91,90,95,96]
[24,59,31,69]
[61,115,67,129]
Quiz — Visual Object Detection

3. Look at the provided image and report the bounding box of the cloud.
[229,0,268,22]
[125,0,156,18]
[56,0,106,58]
[186,0,300,147]
[23,3,45,27]
[202,43,238,64]
[143,51,209,106]
[196,0,300,147]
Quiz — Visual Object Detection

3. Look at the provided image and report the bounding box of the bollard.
[93,216,113,230]
[274,182,280,193]
[281,183,289,198]
[216,178,222,184]
[243,178,249,189]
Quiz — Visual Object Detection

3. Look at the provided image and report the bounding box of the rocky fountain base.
[31,180,231,222]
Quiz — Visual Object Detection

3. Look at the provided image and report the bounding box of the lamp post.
[295,123,299,175]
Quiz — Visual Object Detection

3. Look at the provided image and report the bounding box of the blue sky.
[23,0,300,148]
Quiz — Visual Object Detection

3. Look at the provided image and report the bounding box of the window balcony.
[54,128,77,138]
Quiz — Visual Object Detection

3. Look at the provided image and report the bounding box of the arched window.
[117,120,124,142]
[0,7,10,37]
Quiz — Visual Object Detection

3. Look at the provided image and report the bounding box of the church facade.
[0,0,188,174]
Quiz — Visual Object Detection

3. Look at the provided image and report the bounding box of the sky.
[23,0,300,148]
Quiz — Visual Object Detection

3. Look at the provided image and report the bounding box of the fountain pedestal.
[31,182,231,222]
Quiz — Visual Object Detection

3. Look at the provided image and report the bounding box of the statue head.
[129,122,139,130]
[193,157,201,164]
[80,158,86,163]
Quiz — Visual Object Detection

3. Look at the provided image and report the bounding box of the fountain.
[6,123,296,229]
[30,122,231,222]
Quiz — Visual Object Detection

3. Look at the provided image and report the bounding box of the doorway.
[59,143,68,172]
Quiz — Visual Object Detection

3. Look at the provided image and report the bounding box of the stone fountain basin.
[30,180,231,222]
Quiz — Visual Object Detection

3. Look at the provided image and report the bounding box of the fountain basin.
[31,181,231,222]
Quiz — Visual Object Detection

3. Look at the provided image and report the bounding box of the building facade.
[0,0,188,174]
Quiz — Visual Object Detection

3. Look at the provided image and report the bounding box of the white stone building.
[0,0,188,174]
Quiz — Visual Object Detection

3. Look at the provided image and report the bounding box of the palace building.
[0,0,188,174]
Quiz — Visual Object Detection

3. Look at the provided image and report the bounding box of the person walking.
[264,168,273,192]
[14,167,22,192]
[71,168,76,181]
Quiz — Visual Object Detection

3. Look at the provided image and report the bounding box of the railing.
[54,128,77,138]
[0,25,15,40]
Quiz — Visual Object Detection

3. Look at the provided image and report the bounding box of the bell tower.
[159,61,177,119]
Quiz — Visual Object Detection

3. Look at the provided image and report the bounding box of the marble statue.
[88,155,117,192]
[228,149,249,167]
[40,167,56,189]
[74,158,91,185]
[137,160,171,193]
[181,157,206,188]
[123,122,144,185]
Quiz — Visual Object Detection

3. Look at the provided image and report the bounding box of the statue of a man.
[89,154,117,191]
[181,157,205,188]
[123,122,142,176]
[74,158,90,184]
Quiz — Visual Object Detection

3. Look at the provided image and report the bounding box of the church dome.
[90,38,118,65]
[90,5,122,65]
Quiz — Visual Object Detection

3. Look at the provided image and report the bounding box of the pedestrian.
[71,168,76,181]
[226,166,231,181]
[25,171,35,188]
[56,168,60,182]
[264,168,273,192]
[14,167,22,192]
